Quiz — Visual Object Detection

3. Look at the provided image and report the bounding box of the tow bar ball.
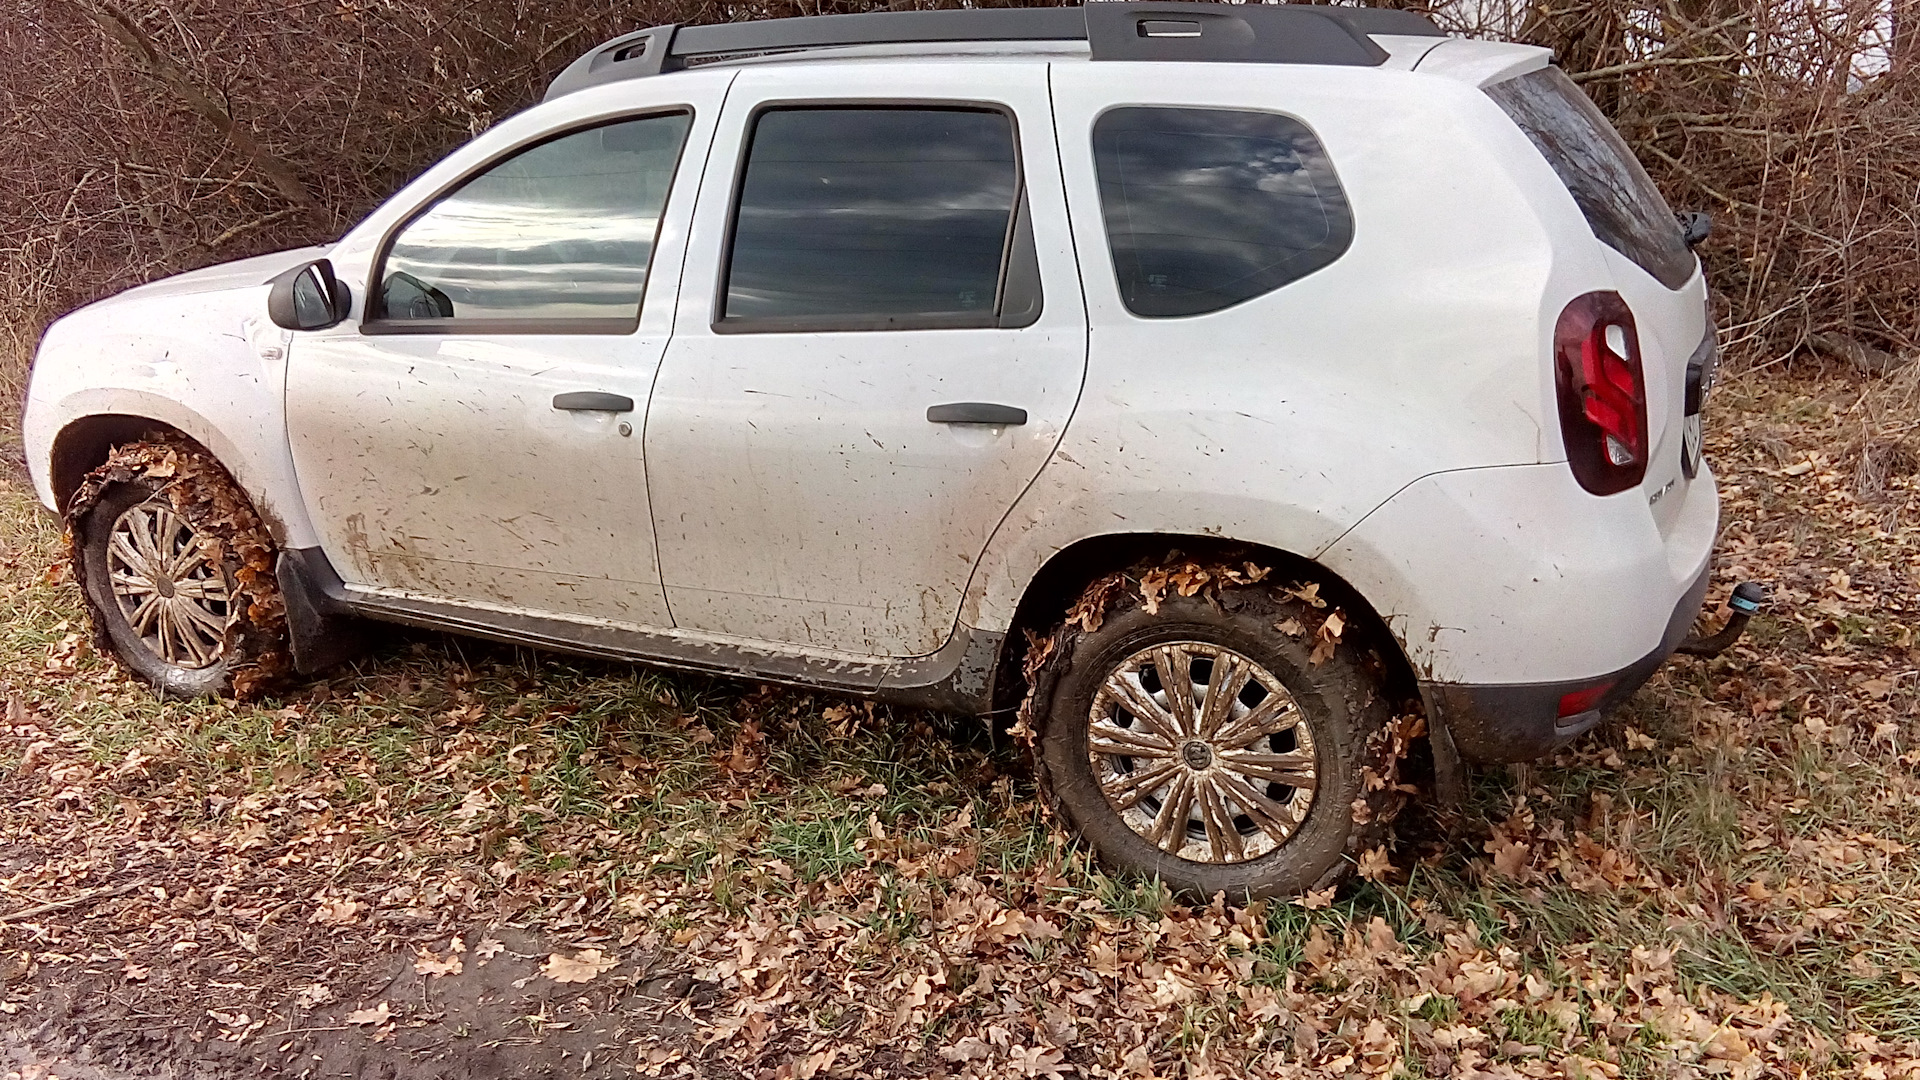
[1676,581,1769,658]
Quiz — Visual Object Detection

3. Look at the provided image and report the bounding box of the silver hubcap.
[106,500,232,670]
[1089,642,1318,864]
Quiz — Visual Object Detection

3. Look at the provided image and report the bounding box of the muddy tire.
[1032,581,1396,901]
[69,440,290,699]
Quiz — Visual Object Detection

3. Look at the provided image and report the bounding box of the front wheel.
[69,440,290,699]
[1033,583,1396,900]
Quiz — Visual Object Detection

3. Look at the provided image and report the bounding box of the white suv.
[22,3,1723,898]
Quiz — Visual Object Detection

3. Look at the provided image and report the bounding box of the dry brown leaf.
[309,898,361,926]
[1357,845,1395,882]
[344,1002,390,1026]
[541,948,616,984]
[1284,582,1327,609]
[1310,610,1345,665]
[294,984,334,1008]
[1487,835,1531,881]
[414,946,463,978]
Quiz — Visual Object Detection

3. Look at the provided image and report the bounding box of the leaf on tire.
[1137,567,1171,615]
[1310,610,1346,665]
[1066,573,1129,632]
[1283,582,1327,609]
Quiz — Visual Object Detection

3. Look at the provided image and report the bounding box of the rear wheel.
[69,441,289,699]
[1032,580,1396,900]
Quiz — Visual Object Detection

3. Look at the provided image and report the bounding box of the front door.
[285,90,723,628]
[645,63,1088,658]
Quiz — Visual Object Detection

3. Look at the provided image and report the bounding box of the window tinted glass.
[723,108,1017,325]
[380,111,691,323]
[1486,68,1695,290]
[1093,107,1352,318]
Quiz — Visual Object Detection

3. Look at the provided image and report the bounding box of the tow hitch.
[1675,581,1768,658]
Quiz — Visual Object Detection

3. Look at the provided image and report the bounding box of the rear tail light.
[1554,291,1648,495]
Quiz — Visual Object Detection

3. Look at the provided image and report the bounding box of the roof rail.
[545,3,1444,101]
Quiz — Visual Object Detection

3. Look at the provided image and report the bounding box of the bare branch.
[73,0,318,211]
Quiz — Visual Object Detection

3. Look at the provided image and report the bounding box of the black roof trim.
[546,4,1444,101]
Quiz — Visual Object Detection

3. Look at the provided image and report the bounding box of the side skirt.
[274,547,1002,714]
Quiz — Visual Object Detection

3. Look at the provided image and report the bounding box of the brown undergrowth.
[0,357,1916,1078]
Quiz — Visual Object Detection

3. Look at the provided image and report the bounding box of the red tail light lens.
[1554,292,1648,496]
[1557,680,1614,719]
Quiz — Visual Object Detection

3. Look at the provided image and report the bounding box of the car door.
[645,62,1088,658]
[284,75,729,629]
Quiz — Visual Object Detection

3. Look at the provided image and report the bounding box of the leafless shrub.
[1,0,1917,380]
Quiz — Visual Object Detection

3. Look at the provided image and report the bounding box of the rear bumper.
[1423,560,1711,763]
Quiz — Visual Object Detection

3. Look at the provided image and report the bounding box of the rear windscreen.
[1486,67,1695,290]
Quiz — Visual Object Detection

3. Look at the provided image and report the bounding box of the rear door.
[644,61,1087,658]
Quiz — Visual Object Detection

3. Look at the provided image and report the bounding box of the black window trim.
[360,105,697,337]
[710,98,1040,336]
[1090,102,1355,320]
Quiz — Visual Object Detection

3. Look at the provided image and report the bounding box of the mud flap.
[276,547,370,675]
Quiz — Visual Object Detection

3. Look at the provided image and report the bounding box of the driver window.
[377,110,692,327]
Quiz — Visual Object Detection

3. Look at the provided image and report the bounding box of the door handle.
[553,391,635,413]
[926,402,1027,426]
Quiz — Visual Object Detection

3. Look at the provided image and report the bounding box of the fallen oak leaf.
[1295,886,1336,910]
[309,898,361,926]
[344,1002,390,1026]
[414,946,463,978]
[541,948,616,984]
[1357,844,1395,883]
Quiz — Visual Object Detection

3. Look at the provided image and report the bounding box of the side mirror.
[1678,210,1712,249]
[267,259,352,330]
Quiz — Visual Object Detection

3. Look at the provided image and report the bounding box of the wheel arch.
[987,532,1423,720]
[46,404,303,547]
[48,413,194,513]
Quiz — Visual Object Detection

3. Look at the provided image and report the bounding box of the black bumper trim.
[1421,562,1713,764]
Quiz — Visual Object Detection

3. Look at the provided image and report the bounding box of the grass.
[0,356,1916,1077]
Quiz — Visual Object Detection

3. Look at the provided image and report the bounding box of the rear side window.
[1092,106,1353,318]
[1486,67,1695,290]
[721,107,1031,330]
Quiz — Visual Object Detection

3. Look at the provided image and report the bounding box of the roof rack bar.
[546,3,1444,101]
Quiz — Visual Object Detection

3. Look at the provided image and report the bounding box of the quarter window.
[1092,107,1353,318]
[376,111,691,327]
[721,107,1027,329]
[1485,68,1695,290]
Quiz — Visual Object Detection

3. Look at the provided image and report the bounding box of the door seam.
[643,70,739,633]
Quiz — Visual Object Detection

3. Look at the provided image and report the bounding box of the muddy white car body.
[25,4,1717,773]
